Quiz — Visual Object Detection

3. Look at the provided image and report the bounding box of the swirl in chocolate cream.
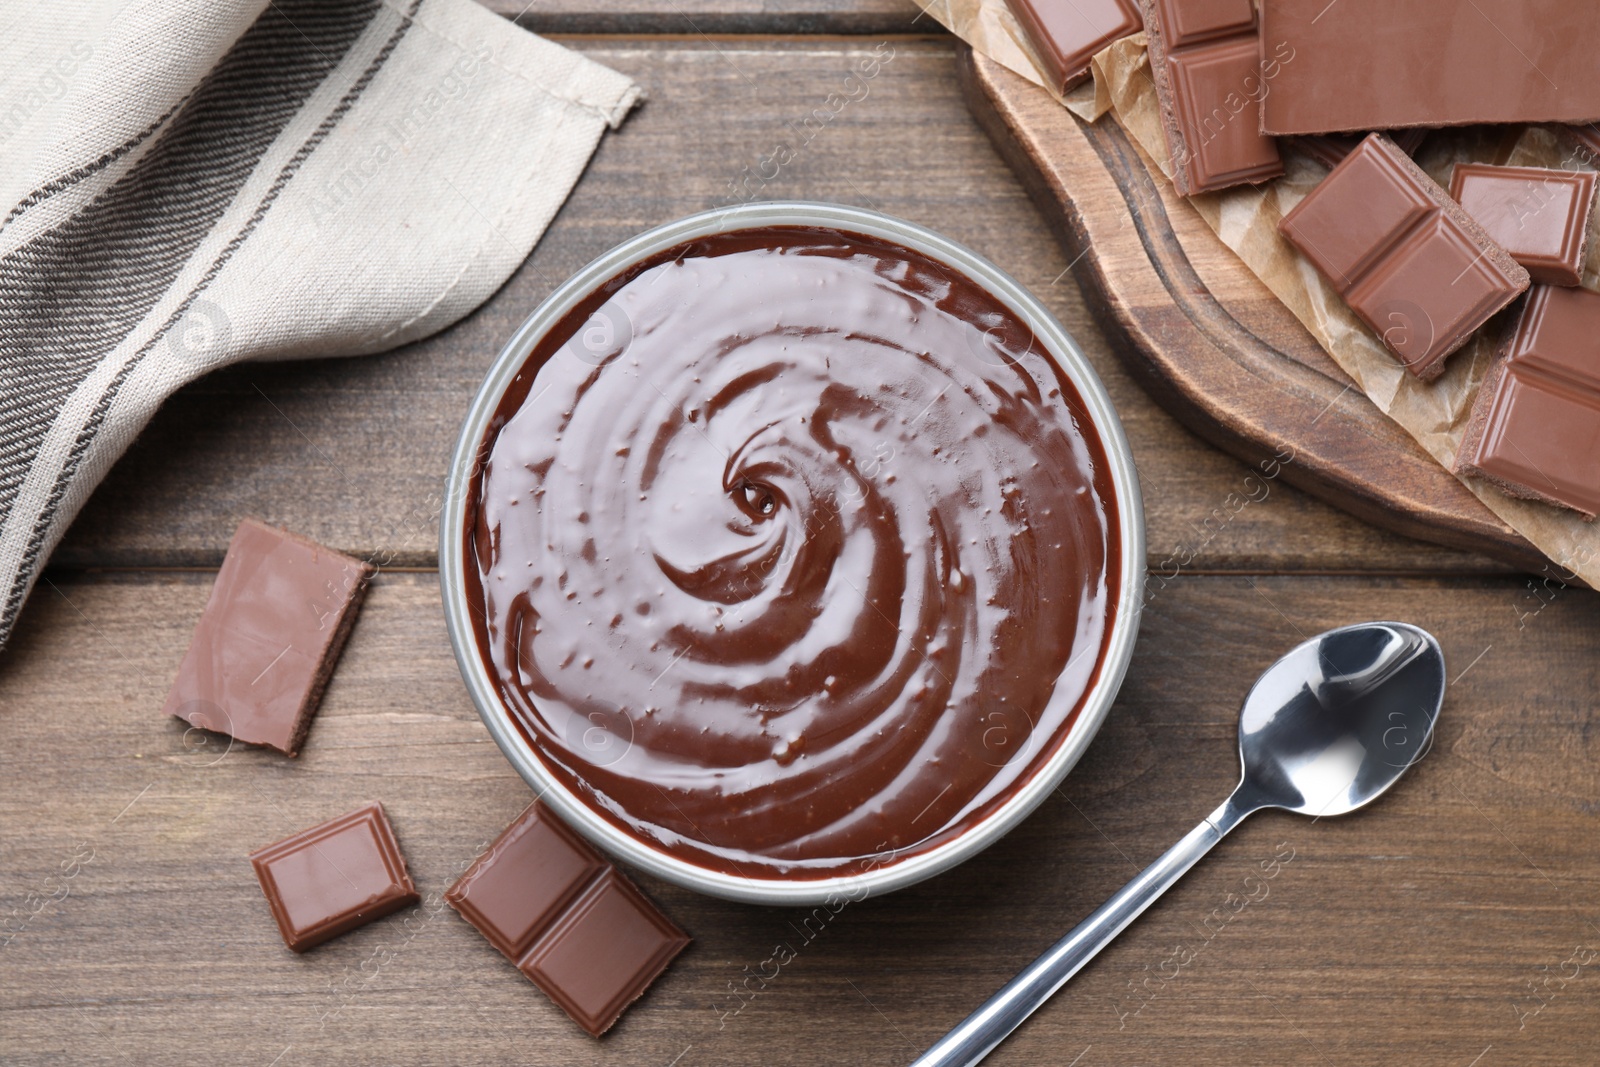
[467,227,1119,879]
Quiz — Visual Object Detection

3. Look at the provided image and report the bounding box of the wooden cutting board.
[955,45,1547,574]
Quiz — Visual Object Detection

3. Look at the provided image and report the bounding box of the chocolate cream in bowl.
[465,227,1120,880]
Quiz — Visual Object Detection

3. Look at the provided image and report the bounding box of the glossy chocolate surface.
[1278,135,1528,380]
[250,803,418,953]
[1005,0,1141,95]
[465,227,1120,879]
[1145,0,1283,195]
[521,870,688,1037]
[164,519,372,756]
[447,802,688,1036]
[1260,0,1600,135]
[1449,164,1595,288]
[1459,285,1600,518]
[446,800,607,960]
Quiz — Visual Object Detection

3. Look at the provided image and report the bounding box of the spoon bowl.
[1231,621,1446,820]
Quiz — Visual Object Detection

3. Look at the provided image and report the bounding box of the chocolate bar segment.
[1449,164,1595,287]
[1259,0,1600,135]
[1457,285,1600,518]
[1004,0,1141,95]
[250,802,419,952]
[164,519,372,756]
[1144,0,1283,195]
[520,870,691,1039]
[1278,134,1528,380]
[447,802,688,1037]
[446,800,605,960]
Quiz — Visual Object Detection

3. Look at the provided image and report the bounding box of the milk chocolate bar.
[447,802,688,1037]
[1259,0,1600,135]
[1144,0,1283,195]
[1004,0,1141,95]
[1449,164,1595,287]
[1457,285,1600,519]
[164,519,372,756]
[250,802,419,952]
[1292,129,1427,171]
[1278,135,1529,381]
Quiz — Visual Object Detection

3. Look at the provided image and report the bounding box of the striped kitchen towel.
[0,0,640,649]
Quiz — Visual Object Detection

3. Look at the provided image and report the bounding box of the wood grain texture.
[481,0,928,34]
[3,571,1596,1065]
[956,46,1550,576]
[53,39,1506,577]
[8,24,1590,1067]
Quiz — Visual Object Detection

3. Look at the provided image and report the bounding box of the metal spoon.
[912,621,1447,1067]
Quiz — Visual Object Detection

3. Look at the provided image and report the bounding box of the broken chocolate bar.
[163,519,372,756]
[1457,284,1600,519]
[1449,164,1595,287]
[250,802,419,952]
[1144,0,1283,195]
[1259,0,1600,135]
[447,802,688,1037]
[1004,0,1141,95]
[1278,134,1529,381]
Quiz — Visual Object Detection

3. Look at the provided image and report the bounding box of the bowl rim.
[439,201,1146,906]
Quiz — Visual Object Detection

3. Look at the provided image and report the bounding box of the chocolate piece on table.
[250,802,419,952]
[1449,164,1596,287]
[447,802,689,1037]
[163,519,372,756]
[1004,0,1141,95]
[1456,285,1600,519]
[1143,0,1283,195]
[1278,134,1529,381]
[1259,0,1600,135]
[1292,129,1428,171]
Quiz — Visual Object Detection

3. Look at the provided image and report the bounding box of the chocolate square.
[519,870,691,1038]
[250,802,419,952]
[164,519,372,756]
[1163,38,1287,192]
[1457,285,1600,518]
[1345,217,1520,373]
[447,802,689,1037]
[1157,0,1253,49]
[1281,140,1435,287]
[445,801,605,960]
[1004,0,1141,95]
[1450,164,1596,287]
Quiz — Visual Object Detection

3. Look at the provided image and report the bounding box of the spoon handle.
[910,811,1231,1067]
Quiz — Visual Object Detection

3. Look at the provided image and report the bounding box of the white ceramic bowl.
[440,202,1145,906]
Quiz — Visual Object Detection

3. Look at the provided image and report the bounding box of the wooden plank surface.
[54,38,1507,577]
[4,572,1596,1065]
[6,15,1595,1067]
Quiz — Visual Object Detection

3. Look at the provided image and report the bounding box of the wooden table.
[4,6,1597,1065]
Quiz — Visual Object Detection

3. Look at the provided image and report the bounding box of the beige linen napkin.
[0,0,641,648]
